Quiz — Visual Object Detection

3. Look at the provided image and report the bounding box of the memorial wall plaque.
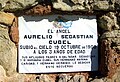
[18,15,98,73]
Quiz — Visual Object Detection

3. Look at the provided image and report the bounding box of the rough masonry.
[0,0,120,82]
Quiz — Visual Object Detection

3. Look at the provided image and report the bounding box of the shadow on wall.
[91,45,98,71]
[22,15,96,22]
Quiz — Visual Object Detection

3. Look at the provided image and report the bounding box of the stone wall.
[0,0,120,82]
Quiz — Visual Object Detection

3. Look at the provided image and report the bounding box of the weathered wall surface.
[0,0,120,82]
